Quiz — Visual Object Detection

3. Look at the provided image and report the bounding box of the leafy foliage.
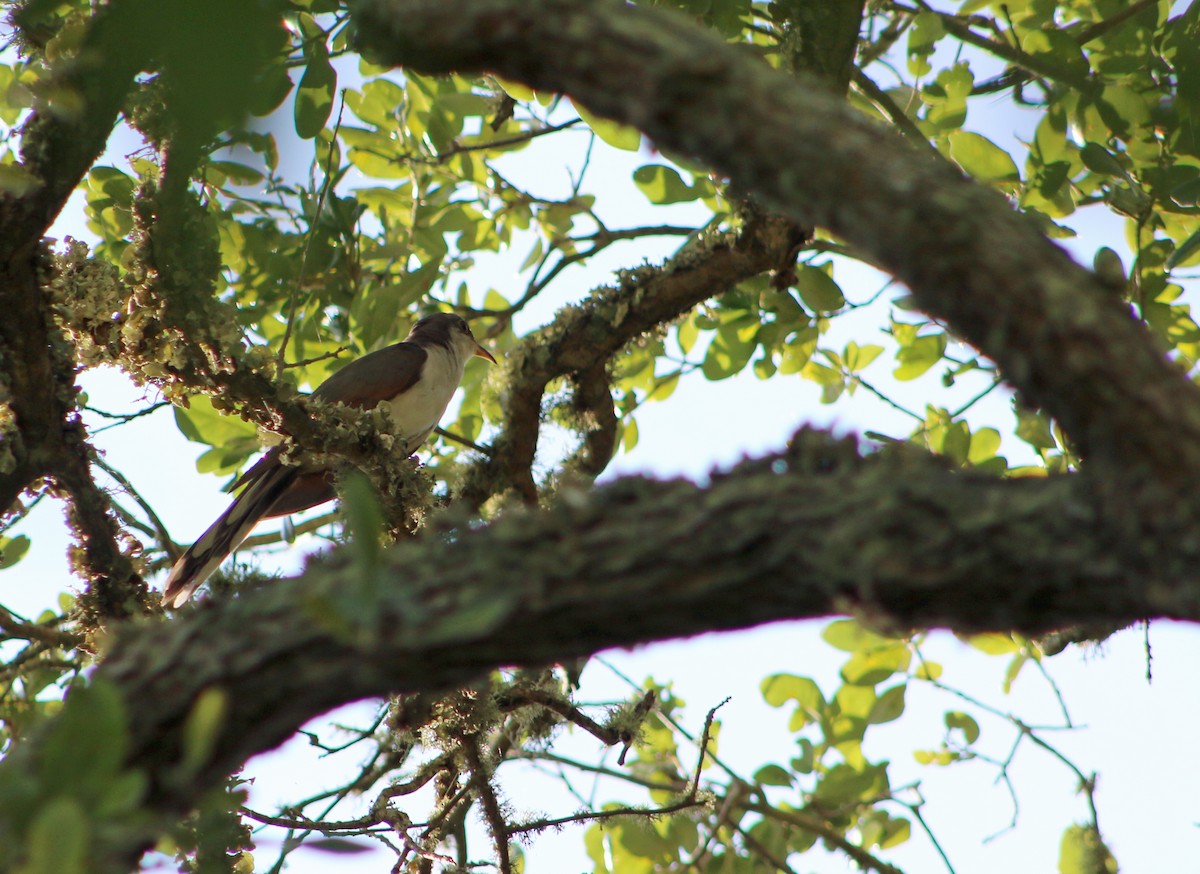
[0,0,1192,871]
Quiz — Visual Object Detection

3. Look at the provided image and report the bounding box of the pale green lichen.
[0,373,17,475]
[41,237,127,369]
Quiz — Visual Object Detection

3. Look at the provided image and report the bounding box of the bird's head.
[409,312,497,365]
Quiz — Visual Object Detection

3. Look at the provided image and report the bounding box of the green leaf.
[615,817,675,863]
[945,711,980,744]
[906,12,944,76]
[701,321,757,380]
[842,645,911,686]
[794,265,845,314]
[812,761,888,804]
[621,416,639,453]
[1059,824,1118,874]
[753,764,794,787]
[834,683,876,719]
[1079,142,1125,176]
[867,684,906,724]
[23,797,88,874]
[295,53,336,139]
[822,618,892,652]
[792,738,816,774]
[1093,247,1125,284]
[494,75,535,102]
[173,396,260,448]
[39,679,129,799]
[1166,229,1200,271]
[180,687,229,776]
[0,163,41,196]
[1016,408,1057,449]
[1020,28,1090,80]
[948,131,1021,189]
[779,325,818,374]
[677,314,699,354]
[1170,176,1200,207]
[249,61,294,117]
[572,100,641,150]
[967,632,1020,655]
[633,164,698,204]
[96,769,147,818]
[583,824,611,874]
[207,160,265,186]
[967,427,1002,463]
[844,342,883,373]
[341,469,385,576]
[894,333,947,381]
[913,660,943,681]
[1003,652,1029,693]
[0,534,31,569]
[761,673,825,712]
[881,815,912,849]
[940,420,970,464]
[913,748,959,766]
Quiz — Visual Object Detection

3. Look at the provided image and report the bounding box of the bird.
[161,312,496,608]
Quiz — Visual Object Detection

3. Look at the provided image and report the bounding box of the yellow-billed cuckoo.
[162,313,496,608]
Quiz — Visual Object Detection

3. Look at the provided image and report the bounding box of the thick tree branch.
[15,428,1195,866]
[460,212,807,507]
[351,0,1200,485]
[0,1,164,611]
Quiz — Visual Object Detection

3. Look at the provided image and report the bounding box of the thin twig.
[434,427,493,456]
[745,801,905,874]
[466,738,512,874]
[851,69,939,157]
[278,91,347,371]
[92,455,178,561]
[85,400,169,433]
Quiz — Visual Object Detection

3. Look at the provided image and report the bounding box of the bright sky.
[5,13,1200,874]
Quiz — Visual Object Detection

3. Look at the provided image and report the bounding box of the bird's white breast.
[383,343,468,453]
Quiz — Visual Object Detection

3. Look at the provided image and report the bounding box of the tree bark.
[47,427,1193,866]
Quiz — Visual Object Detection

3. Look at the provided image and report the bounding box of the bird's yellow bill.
[474,343,498,364]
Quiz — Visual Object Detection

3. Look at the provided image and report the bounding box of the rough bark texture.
[0,1,157,614]
[460,212,807,507]
[87,431,1197,838]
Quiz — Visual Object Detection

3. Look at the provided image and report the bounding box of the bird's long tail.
[162,462,299,608]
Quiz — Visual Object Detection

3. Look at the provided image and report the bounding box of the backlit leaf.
[894,333,947,381]
[945,711,980,744]
[1059,824,1118,874]
[948,131,1020,189]
[0,534,31,569]
[633,164,698,204]
[572,100,641,150]
[295,53,336,139]
[794,265,844,314]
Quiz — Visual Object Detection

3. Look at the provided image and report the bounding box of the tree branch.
[7,427,1193,866]
[459,212,807,507]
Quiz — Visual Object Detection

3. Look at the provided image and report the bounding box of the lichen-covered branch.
[461,213,807,507]
[4,427,1191,866]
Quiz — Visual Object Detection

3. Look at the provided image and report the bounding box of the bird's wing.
[260,341,429,516]
[311,341,427,408]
